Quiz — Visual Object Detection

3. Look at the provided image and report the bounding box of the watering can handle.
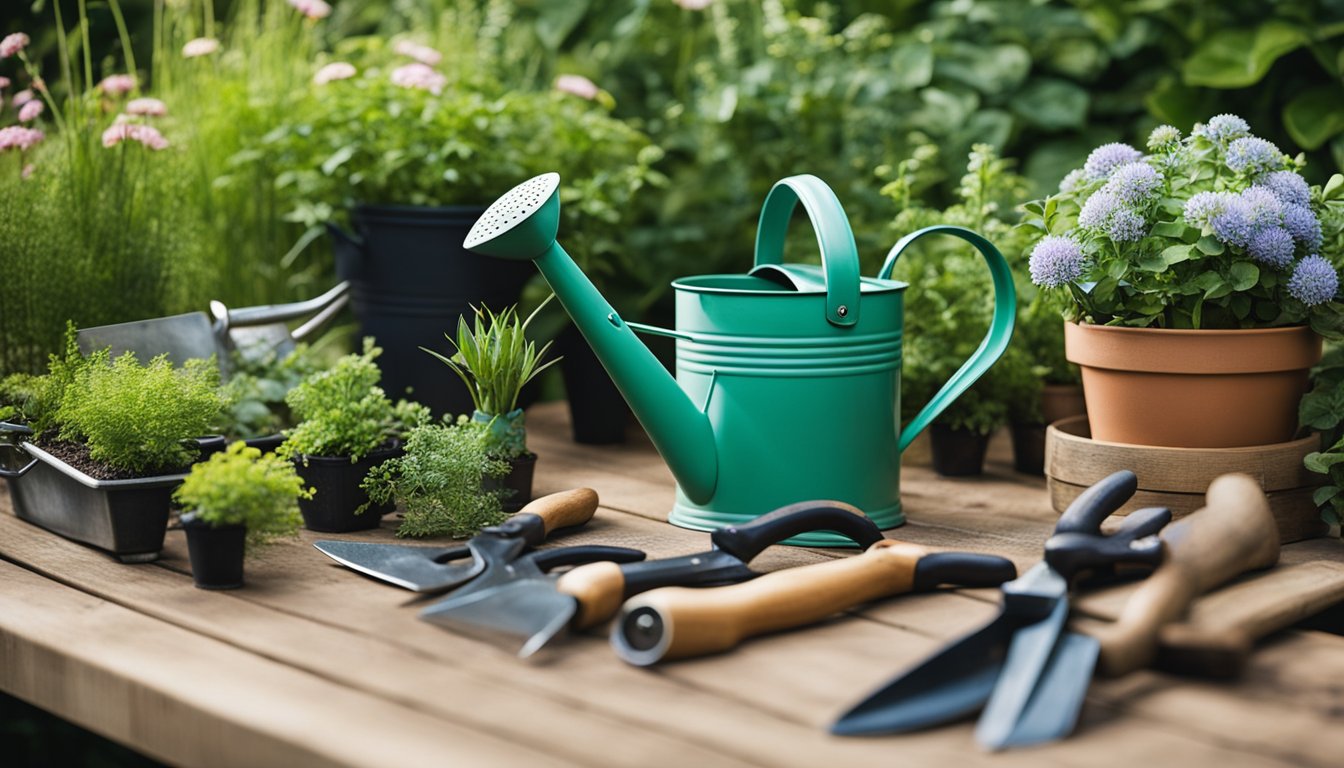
[753,175,862,328]
[880,225,1016,453]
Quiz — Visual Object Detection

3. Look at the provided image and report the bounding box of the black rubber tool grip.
[912,552,1018,592]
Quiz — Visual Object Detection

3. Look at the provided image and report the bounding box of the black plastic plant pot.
[181,514,246,590]
[928,424,991,477]
[329,204,535,419]
[292,445,400,532]
[558,324,629,444]
[484,453,537,514]
[1009,422,1047,476]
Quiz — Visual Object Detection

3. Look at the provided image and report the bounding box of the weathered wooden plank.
[0,559,576,768]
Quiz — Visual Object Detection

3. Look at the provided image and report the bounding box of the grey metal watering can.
[465,173,1015,546]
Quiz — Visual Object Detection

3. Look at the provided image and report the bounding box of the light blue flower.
[1247,227,1295,269]
[1083,142,1143,181]
[1103,161,1163,205]
[1287,254,1339,306]
[1059,168,1087,194]
[1283,204,1324,251]
[1078,189,1120,229]
[1183,191,1235,229]
[1106,208,1147,243]
[1240,187,1283,233]
[1262,170,1311,208]
[1146,125,1181,151]
[1194,114,1250,145]
[1210,197,1254,247]
[1028,235,1086,288]
[1225,137,1283,177]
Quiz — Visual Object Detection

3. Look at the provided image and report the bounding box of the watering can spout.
[463,174,719,504]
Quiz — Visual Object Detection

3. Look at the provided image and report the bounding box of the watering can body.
[465,173,1015,546]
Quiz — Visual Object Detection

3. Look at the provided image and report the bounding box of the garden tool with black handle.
[990,472,1279,750]
[830,470,1170,739]
[609,534,1019,666]
[313,488,613,593]
[418,500,899,656]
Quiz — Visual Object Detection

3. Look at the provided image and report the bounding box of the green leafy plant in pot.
[423,298,560,511]
[174,441,311,590]
[277,340,429,532]
[0,327,228,562]
[1025,116,1344,448]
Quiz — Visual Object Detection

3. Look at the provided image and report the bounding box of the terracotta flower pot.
[1040,383,1087,425]
[1063,322,1321,448]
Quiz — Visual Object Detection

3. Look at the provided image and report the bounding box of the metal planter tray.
[1,441,187,563]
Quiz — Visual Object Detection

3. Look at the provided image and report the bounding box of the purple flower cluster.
[1225,137,1283,177]
[1103,161,1162,205]
[1262,170,1311,208]
[1210,198,1254,248]
[1194,114,1250,145]
[1058,168,1087,194]
[0,125,43,152]
[1283,204,1324,251]
[1287,255,1340,306]
[1240,187,1283,232]
[1247,228,1296,269]
[1078,189,1148,243]
[1083,142,1142,181]
[1028,236,1086,288]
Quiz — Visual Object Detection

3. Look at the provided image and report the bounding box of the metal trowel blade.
[313,540,479,593]
[420,580,578,658]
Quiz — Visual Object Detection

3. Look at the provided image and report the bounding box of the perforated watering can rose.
[464,173,1016,546]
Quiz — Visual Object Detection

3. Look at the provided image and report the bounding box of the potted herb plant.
[1025,116,1344,448]
[254,37,658,421]
[0,329,227,562]
[1301,344,1344,534]
[423,298,560,510]
[361,417,510,538]
[174,441,310,589]
[277,340,428,532]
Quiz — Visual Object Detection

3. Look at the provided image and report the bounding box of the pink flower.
[98,74,137,97]
[182,38,221,58]
[313,62,357,85]
[287,0,332,19]
[0,77,10,90]
[0,32,29,59]
[125,97,167,117]
[673,0,713,8]
[12,89,33,107]
[554,74,599,101]
[17,99,42,122]
[0,125,44,152]
[101,123,169,150]
[390,63,445,95]
[393,40,443,66]
[21,163,34,179]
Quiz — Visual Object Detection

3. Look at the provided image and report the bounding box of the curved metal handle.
[0,444,37,479]
[881,225,1016,452]
[216,281,351,330]
[753,175,862,328]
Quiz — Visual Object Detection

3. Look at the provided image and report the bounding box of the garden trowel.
[419,500,894,656]
[313,488,606,593]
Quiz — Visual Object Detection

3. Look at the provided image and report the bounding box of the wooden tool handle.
[1094,473,1279,677]
[615,540,926,664]
[521,488,600,535]
[558,561,626,630]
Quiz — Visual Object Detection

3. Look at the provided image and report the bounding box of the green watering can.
[465,173,1015,546]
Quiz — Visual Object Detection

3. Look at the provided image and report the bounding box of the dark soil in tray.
[33,440,193,481]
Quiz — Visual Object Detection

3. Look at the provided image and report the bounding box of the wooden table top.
[1,402,1342,767]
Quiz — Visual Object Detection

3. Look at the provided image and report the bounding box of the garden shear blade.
[313,488,602,593]
[831,471,1169,738]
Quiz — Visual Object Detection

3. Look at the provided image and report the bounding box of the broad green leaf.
[1283,86,1344,150]
[1323,173,1344,201]
[1151,221,1187,239]
[1196,236,1225,256]
[1011,77,1090,130]
[890,42,935,91]
[1145,76,1216,128]
[1314,486,1340,507]
[1138,251,1169,271]
[1305,451,1344,474]
[321,146,356,176]
[1193,272,1223,291]
[1229,261,1260,291]
[1183,22,1308,88]
[1162,244,1194,265]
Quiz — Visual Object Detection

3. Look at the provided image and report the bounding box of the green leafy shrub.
[424,298,560,459]
[175,441,310,547]
[279,340,428,461]
[56,352,227,474]
[362,418,510,539]
[1301,344,1344,532]
[221,345,323,440]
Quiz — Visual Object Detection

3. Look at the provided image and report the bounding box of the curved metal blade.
[313,540,481,593]
[975,592,1070,749]
[831,612,1017,736]
[995,631,1099,749]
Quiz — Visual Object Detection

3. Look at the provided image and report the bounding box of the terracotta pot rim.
[1065,321,1321,374]
[1047,414,1320,453]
